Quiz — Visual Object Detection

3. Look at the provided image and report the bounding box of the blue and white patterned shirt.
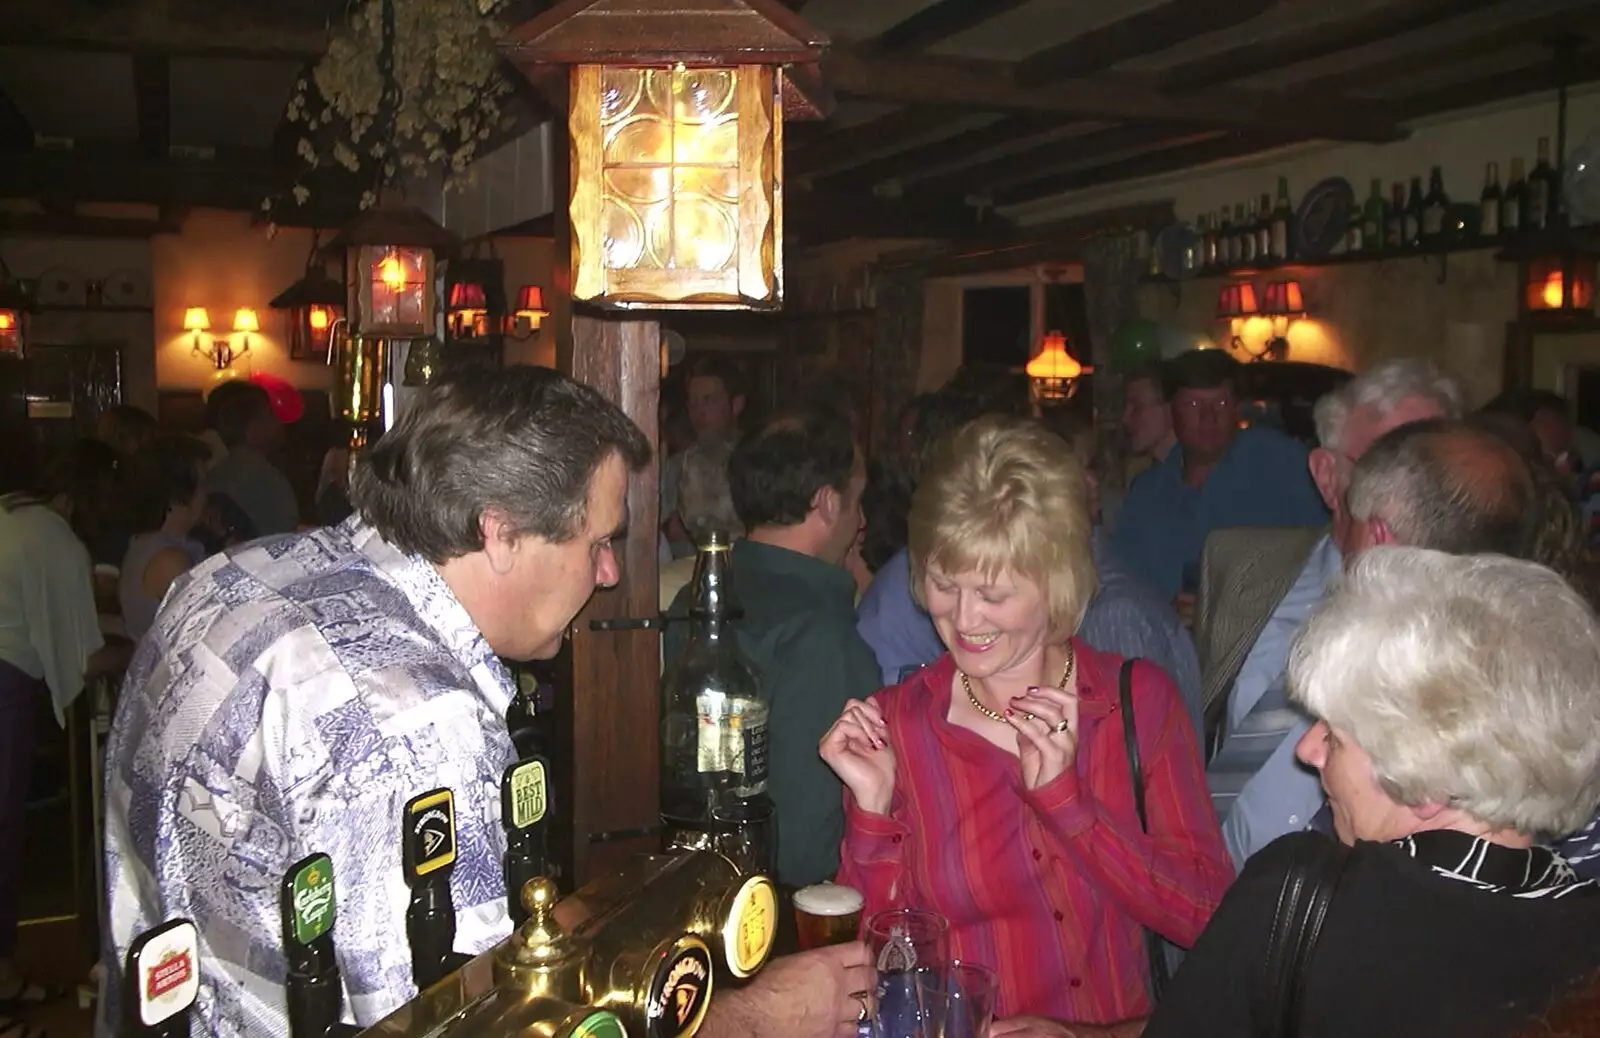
[101,518,517,1038]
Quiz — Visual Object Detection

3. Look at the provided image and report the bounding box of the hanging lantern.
[0,278,34,358]
[270,236,346,361]
[503,0,830,311]
[1026,331,1084,403]
[325,204,457,337]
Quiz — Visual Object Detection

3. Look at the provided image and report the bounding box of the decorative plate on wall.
[103,268,152,307]
[33,266,85,307]
[1293,177,1356,259]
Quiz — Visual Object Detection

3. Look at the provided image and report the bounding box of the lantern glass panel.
[367,246,430,330]
[0,309,18,355]
[599,67,743,276]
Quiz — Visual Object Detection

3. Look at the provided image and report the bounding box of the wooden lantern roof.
[501,0,831,121]
[323,204,459,255]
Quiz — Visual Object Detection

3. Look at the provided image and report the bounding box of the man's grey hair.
[677,437,742,541]
[1313,358,1464,452]
[1289,546,1600,838]
[1346,418,1536,558]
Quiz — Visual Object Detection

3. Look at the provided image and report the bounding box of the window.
[961,286,1032,368]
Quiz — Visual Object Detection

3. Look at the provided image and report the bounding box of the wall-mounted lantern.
[270,235,346,361]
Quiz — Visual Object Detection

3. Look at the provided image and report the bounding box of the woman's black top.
[1145,829,1600,1038]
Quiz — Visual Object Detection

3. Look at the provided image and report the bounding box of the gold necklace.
[960,644,1075,723]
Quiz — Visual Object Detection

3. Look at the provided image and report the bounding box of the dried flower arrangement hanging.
[275,0,516,210]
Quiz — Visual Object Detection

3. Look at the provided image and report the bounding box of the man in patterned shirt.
[101,368,651,1036]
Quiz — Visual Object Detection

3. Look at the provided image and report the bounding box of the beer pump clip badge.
[645,935,714,1038]
[720,875,777,979]
[502,757,549,831]
[285,852,337,948]
[128,918,201,1028]
[404,789,458,881]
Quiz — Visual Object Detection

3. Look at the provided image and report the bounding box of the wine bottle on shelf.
[1403,176,1424,247]
[1237,202,1257,264]
[1270,177,1294,261]
[1421,167,1450,242]
[1529,137,1556,231]
[1219,206,1236,268]
[1361,179,1385,251]
[1385,182,1406,249]
[1480,162,1502,240]
[1345,204,1364,255]
[1502,157,1526,237]
[1255,193,1272,261]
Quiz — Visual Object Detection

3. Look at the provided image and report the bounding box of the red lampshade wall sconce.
[1215,282,1258,355]
[507,285,549,340]
[1256,280,1306,362]
[446,280,490,340]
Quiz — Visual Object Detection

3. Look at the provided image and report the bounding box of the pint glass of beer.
[793,883,864,950]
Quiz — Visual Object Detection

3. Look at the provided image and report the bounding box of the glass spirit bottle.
[660,531,774,875]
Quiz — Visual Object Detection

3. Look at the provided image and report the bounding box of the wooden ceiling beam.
[1158,0,1513,91]
[132,54,172,159]
[1016,0,1272,86]
[0,145,282,211]
[812,114,1093,188]
[910,121,1217,200]
[1388,48,1600,122]
[870,0,1036,54]
[788,105,980,178]
[823,47,1406,142]
[787,188,1006,245]
[0,0,331,58]
[991,129,1292,207]
[0,211,184,238]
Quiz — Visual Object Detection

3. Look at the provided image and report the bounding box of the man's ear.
[1308,447,1342,512]
[480,509,519,576]
[1369,517,1395,547]
[811,482,840,526]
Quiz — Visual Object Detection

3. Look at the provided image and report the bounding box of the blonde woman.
[821,416,1230,1026]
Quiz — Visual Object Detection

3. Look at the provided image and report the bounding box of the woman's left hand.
[1008,683,1080,791]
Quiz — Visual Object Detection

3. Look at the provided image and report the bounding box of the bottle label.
[1530,184,1550,227]
[1422,207,1445,237]
[1503,198,1521,232]
[1404,214,1420,241]
[743,719,770,793]
[1482,203,1500,237]
[290,853,336,946]
[1347,225,1363,253]
[1271,221,1288,259]
[696,709,770,795]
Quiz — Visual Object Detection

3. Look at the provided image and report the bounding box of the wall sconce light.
[1215,282,1258,355]
[508,284,549,340]
[1025,329,1085,404]
[233,308,259,352]
[0,277,34,358]
[183,306,211,351]
[446,280,490,341]
[1255,280,1306,361]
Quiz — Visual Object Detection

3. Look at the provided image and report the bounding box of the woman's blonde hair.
[908,415,1097,637]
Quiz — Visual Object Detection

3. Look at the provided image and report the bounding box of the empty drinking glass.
[866,909,949,1038]
[913,960,998,1038]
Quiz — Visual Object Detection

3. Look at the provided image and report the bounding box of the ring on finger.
[850,990,872,1021]
[1052,719,1070,734]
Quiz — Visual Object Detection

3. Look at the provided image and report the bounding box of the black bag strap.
[1254,837,1352,1038]
[1118,659,1169,1002]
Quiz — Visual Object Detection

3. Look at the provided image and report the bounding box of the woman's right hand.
[819,697,896,816]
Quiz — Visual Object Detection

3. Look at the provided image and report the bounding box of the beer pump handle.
[282,852,361,1038]
[402,788,465,991]
[500,757,553,926]
[123,918,201,1038]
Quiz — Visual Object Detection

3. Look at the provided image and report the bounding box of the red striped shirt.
[836,642,1233,1023]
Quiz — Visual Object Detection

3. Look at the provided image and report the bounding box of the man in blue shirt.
[1115,350,1328,602]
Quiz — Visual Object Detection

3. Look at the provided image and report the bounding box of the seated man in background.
[1206,411,1537,867]
[665,407,878,888]
[204,380,300,538]
[1115,349,1328,604]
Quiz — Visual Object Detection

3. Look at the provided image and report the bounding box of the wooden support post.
[560,314,663,885]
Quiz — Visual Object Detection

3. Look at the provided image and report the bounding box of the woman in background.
[119,435,211,642]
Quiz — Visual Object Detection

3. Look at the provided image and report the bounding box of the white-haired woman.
[1146,547,1600,1038]
[821,416,1231,1026]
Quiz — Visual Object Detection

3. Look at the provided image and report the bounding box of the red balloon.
[249,371,305,424]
